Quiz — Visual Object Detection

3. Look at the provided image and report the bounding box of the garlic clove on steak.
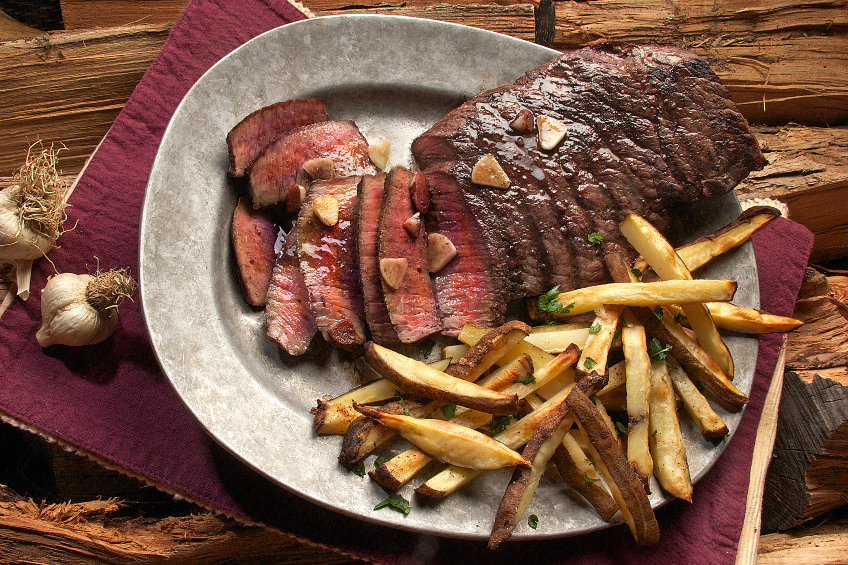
[471,154,510,189]
[303,157,334,180]
[380,257,408,290]
[403,212,421,236]
[510,109,535,134]
[537,115,568,150]
[313,196,339,227]
[427,233,457,273]
[368,139,390,170]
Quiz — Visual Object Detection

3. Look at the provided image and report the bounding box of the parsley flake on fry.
[631,267,643,278]
[374,493,411,515]
[653,306,664,320]
[589,322,602,333]
[513,374,536,385]
[393,390,410,416]
[486,414,513,434]
[647,337,672,362]
[440,404,457,419]
[584,357,597,369]
[616,421,629,435]
[584,472,600,483]
[528,514,539,529]
[536,286,575,323]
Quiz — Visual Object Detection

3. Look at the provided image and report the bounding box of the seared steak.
[265,226,318,356]
[248,121,375,208]
[357,173,399,344]
[227,99,329,177]
[412,44,765,331]
[378,167,441,343]
[231,197,278,306]
[297,176,366,348]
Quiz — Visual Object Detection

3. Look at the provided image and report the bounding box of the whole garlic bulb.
[37,269,136,347]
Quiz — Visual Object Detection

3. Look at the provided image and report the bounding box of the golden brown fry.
[668,302,803,334]
[365,342,525,415]
[648,361,693,502]
[619,213,734,378]
[666,361,728,440]
[458,324,555,369]
[675,206,781,272]
[551,440,618,522]
[621,309,653,484]
[442,344,469,365]
[354,404,529,470]
[566,386,660,545]
[338,398,436,465]
[312,400,360,435]
[524,323,591,353]
[576,305,622,380]
[446,320,531,382]
[327,378,399,406]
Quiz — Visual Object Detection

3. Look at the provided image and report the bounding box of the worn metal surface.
[139,15,759,541]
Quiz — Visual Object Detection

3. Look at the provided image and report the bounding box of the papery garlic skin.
[37,273,119,347]
[0,187,55,261]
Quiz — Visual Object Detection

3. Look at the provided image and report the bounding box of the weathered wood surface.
[758,519,848,565]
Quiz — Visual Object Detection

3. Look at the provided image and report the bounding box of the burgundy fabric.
[0,0,814,561]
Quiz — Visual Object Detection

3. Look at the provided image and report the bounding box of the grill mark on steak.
[265,226,318,356]
[357,173,399,344]
[247,121,376,209]
[297,176,366,348]
[378,166,442,343]
[423,171,506,336]
[227,99,329,178]
[412,44,764,331]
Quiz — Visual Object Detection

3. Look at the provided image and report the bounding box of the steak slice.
[377,166,441,343]
[247,121,376,209]
[231,197,278,306]
[265,226,318,356]
[412,44,764,330]
[297,176,366,348]
[226,99,329,177]
[357,173,399,344]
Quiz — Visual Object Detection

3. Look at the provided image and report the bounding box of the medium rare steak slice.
[265,226,317,356]
[378,166,441,343]
[226,99,329,177]
[424,171,506,336]
[412,44,765,329]
[231,197,278,306]
[297,176,366,348]
[247,121,376,209]
[357,173,399,344]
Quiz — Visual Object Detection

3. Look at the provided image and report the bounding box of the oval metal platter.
[140,15,759,541]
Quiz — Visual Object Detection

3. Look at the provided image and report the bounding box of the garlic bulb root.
[37,268,137,347]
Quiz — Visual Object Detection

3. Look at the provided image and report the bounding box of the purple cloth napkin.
[1,0,814,562]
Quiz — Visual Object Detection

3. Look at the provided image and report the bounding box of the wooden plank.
[60,0,189,29]
[758,520,848,565]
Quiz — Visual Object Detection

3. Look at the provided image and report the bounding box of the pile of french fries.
[311,206,802,549]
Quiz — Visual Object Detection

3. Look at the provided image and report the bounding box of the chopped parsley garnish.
[653,306,664,320]
[514,374,536,385]
[584,357,597,369]
[393,390,410,416]
[652,429,658,437]
[486,415,514,435]
[612,330,622,344]
[528,514,539,529]
[584,473,600,483]
[348,461,366,477]
[374,493,411,515]
[440,404,457,419]
[647,337,672,362]
[374,452,391,468]
[588,232,604,245]
[631,267,643,278]
[616,421,629,435]
[421,340,436,357]
[589,322,602,333]
[674,312,688,324]
[536,286,574,324]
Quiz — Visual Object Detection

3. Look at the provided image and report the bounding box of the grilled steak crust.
[297,177,366,348]
[265,226,318,356]
[412,44,764,331]
[231,197,278,306]
[378,167,441,343]
[357,173,399,344]
[226,99,329,178]
[247,121,376,209]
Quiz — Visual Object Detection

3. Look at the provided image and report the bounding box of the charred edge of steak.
[227,98,330,178]
[378,166,442,343]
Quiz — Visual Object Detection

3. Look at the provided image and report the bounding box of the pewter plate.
[139,15,759,541]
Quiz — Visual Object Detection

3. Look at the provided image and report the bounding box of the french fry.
[576,305,622,379]
[675,206,781,272]
[619,213,734,378]
[458,324,555,369]
[524,323,591,353]
[597,360,626,397]
[621,309,653,485]
[313,401,361,435]
[446,320,531,382]
[539,279,736,318]
[666,361,728,440]
[551,435,618,522]
[648,361,693,502]
[566,385,660,545]
[442,344,469,364]
[668,301,803,334]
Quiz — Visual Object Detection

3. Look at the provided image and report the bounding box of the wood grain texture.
[758,519,848,565]
[60,0,189,29]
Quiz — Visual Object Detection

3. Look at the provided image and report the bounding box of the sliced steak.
[227,99,329,178]
[297,176,366,348]
[265,226,318,356]
[378,166,441,343]
[412,44,764,331]
[357,173,399,344]
[247,121,376,209]
[231,197,278,306]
